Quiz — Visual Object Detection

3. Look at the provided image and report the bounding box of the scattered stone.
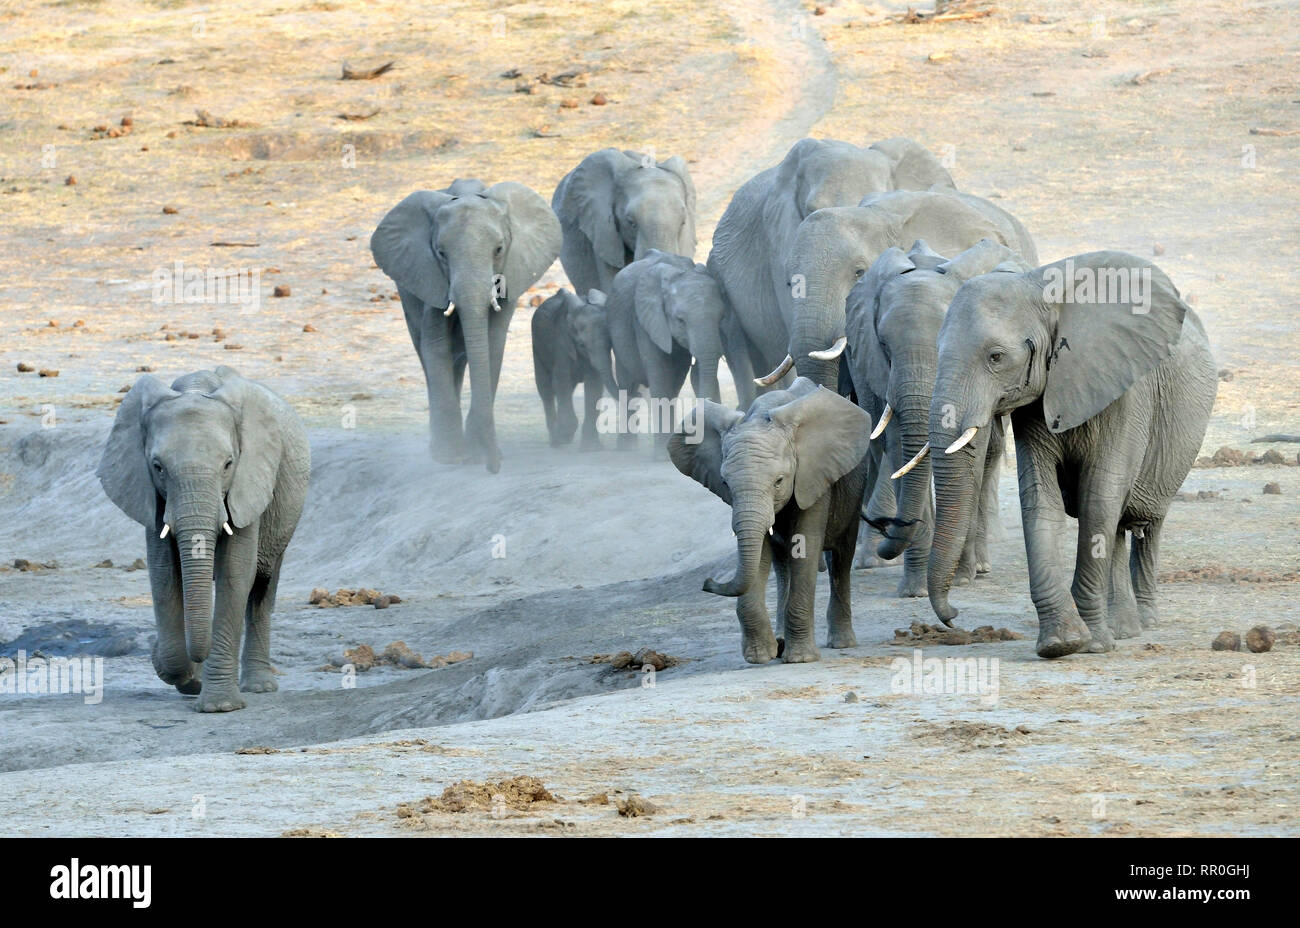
[372,595,390,609]
[16,362,34,372]
[590,92,607,105]
[1218,368,1233,381]
[617,795,659,817]
[560,98,578,109]
[1263,482,1282,495]
[1245,625,1275,653]
[162,205,178,214]
[579,792,609,805]
[1211,630,1241,651]
[235,746,279,755]
[273,285,291,297]
[13,558,58,571]
[327,641,469,672]
[310,587,401,607]
[38,369,59,377]
[127,558,146,571]
[65,175,76,185]
[843,691,859,703]
[94,559,113,568]
[1257,450,1286,465]
[302,323,316,332]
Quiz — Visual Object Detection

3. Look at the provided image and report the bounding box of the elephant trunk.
[453,276,501,473]
[171,476,222,662]
[703,492,771,598]
[926,388,982,625]
[694,354,722,405]
[877,378,933,560]
[788,280,846,389]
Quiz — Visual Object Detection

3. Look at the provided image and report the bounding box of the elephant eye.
[774,475,785,488]
[152,459,164,474]
[224,458,233,471]
[854,268,866,279]
[989,350,1005,366]
[494,244,504,257]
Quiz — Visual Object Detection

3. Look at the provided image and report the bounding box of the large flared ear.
[771,385,872,509]
[668,399,744,504]
[656,154,697,254]
[210,368,286,528]
[936,238,1027,282]
[97,375,176,526]
[633,261,677,354]
[370,190,454,308]
[1036,251,1189,434]
[553,149,628,269]
[485,181,561,305]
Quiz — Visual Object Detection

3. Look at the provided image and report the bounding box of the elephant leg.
[1106,530,1143,640]
[536,363,558,445]
[240,557,281,693]
[1130,518,1163,629]
[772,547,790,649]
[1069,506,1121,654]
[975,426,1004,574]
[579,372,602,451]
[720,313,756,409]
[643,352,681,459]
[398,289,426,368]
[858,450,901,569]
[551,366,579,446]
[197,526,259,712]
[825,539,858,649]
[146,526,200,694]
[782,504,827,663]
[737,534,780,664]
[1017,444,1091,658]
[419,306,467,463]
[898,491,931,598]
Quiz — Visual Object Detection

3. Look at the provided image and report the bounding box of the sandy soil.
[0,0,1297,836]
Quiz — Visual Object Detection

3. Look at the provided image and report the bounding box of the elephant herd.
[97,136,1217,710]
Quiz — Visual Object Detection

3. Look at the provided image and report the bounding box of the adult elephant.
[371,178,561,473]
[709,137,954,402]
[552,149,697,294]
[769,187,1038,391]
[844,239,1032,596]
[606,250,734,452]
[925,252,1217,658]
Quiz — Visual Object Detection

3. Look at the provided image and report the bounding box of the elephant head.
[776,189,1036,390]
[567,289,619,398]
[371,180,560,472]
[669,378,872,597]
[97,367,286,663]
[847,238,1029,560]
[553,149,696,287]
[629,250,729,403]
[925,251,1192,623]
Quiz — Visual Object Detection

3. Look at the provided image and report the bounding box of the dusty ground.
[0,0,1297,836]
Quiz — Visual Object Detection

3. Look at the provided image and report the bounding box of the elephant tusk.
[222,522,234,536]
[945,426,979,454]
[159,524,170,540]
[491,294,502,312]
[808,336,847,361]
[870,403,892,440]
[443,304,455,317]
[891,444,930,479]
[754,354,794,386]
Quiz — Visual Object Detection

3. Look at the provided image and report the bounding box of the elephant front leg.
[145,527,201,695]
[1017,448,1091,658]
[781,509,827,663]
[550,366,579,446]
[240,558,281,693]
[197,527,259,712]
[1106,530,1142,639]
[737,534,780,664]
[579,373,603,451]
[1130,518,1163,629]
[825,542,858,649]
[897,497,931,598]
[420,307,467,463]
[1069,513,1120,654]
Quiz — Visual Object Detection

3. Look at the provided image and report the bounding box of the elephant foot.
[897,572,927,598]
[1138,602,1159,629]
[976,560,992,575]
[240,668,279,693]
[1083,617,1118,653]
[781,638,821,663]
[154,652,201,690]
[826,626,858,649]
[854,551,899,570]
[741,630,781,664]
[175,678,202,696]
[1035,611,1091,659]
[196,685,247,713]
[1107,604,1143,640]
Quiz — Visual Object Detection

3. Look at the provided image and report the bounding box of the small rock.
[38,369,59,377]
[302,323,316,332]
[128,558,146,570]
[1245,625,1275,653]
[121,116,133,127]
[65,175,76,186]
[1211,630,1240,651]
[590,92,607,105]
[308,587,329,604]
[373,595,391,610]
[1257,450,1286,465]
[273,285,291,298]
[560,98,578,109]
[16,362,34,372]
[617,795,658,817]
[843,691,858,704]
[1153,243,1165,255]
[162,205,178,214]
[1218,368,1233,382]
[1263,482,1282,495]
[95,559,113,568]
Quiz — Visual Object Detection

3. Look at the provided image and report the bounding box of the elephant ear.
[370,190,453,308]
[668,399,743,504]
[633,260,677,354]
[209,368,286,528]
[869,137,955,190]
[97,374,177,526]
[847,248,913,401]
[1037,252,1188,434]
[657,155,697,254]
[937,238,1026,282]
[553,150,628,269]
[487,181,562,304]
[586,288,607,306]
[771,384,872,509]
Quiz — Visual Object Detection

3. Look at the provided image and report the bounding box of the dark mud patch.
[0,619,142,658]
[197,130,455,161]
[890,621,1023,646]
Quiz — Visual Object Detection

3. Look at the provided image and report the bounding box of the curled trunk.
[703,493,771,598]
[877,384,932,560]
[926,424,980,625]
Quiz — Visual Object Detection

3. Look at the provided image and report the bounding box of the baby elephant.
[97,366,310,711]
[670,378,872,663]
[531,288,619,449]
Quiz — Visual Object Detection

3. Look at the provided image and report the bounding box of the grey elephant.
[552,149,697,294]
[97,367,310,712]
[531,287,618,449]
[709,137,954,401]
[844,239,1031,596]
[606,250,737,452]
[924,252,1216,658]
[669,378,873,663]
[371,178,561,473]
[767,187,1038,391]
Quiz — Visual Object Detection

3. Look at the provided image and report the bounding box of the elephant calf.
[98,367,310,711]
[670,378,873,664]
[531,287,618,449]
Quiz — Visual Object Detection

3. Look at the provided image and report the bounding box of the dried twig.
[341,60,395,81]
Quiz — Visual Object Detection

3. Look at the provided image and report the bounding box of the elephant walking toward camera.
[844,239,1031,596]
[371,178,561,473]
[97,367,310,712]
[531,287,619,449]
[924,253,1216,658]
[553,149,697,295]
[669,378,873,663]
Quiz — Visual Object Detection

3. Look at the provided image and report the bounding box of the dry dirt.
[0,0,1297,836]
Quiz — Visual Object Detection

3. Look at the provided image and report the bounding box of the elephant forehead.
[722,421,794,462]
[436,197,504,232]
[146,397,236,452]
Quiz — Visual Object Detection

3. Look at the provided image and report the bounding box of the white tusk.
[808,336,847,361]
[491,294,502,311]
[870,403,892,440]
[222,522,234,536]
[443,304,455,317]
[754,354,794,386]
[159,524,170,540]
[945,426,979,455]
[891,444,930,479]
